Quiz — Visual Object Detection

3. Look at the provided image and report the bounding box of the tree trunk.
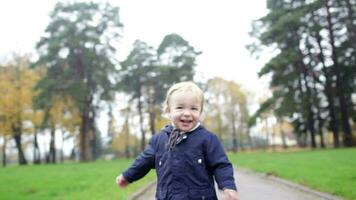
[316,103,326,149]
[296,71,310,147]
[311,9,340,147]
[138,98,146,151]
[149,110,156,136]
[326,79,340,148]
[33,130,41,164]
[13,133,27,165]
[90,128,96,160]
[124,118,130,159]
[239,114,246,151]
[313,80,326,148]
[306,103,318,148]
[231,114,238,152]
[298,44,316,148]
[278,119,288,149]
[246,128,254,150]
[89,111,96,160]
[271,123,276,151]
[2,137,6,167]
[78,54,95,161]
[264,118,270,150]
[45,152,50,163]
[325,0,353,146]
[280,129,288,149]
[60,130,65,163]
[148,87,156,136]
[80,105,92,161]
[49,125,56,163]
[344,0,356,146]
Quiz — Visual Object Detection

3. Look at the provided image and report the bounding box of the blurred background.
[0,0,355,165]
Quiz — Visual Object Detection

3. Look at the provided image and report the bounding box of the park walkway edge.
[127,180,157,200]
[127,167,345,200]
[236,168,344,200]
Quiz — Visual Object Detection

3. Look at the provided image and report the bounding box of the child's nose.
[182,109,191,115]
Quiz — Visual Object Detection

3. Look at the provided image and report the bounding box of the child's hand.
[223,189,239,200]
[116,174,129,188]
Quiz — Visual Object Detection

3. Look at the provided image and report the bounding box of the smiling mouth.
[180,119,192,123]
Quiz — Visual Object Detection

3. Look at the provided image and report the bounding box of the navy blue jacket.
[123,125,236,200]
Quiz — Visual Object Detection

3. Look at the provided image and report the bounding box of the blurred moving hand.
[116,174,129,188]
[223,189,239,200]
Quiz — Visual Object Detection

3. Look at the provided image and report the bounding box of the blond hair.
[162,81,204,114]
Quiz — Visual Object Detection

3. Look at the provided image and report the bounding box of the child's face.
[169,91,201,132]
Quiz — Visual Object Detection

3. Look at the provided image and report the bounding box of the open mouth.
[180,119,193,127]
[180,119,192,123]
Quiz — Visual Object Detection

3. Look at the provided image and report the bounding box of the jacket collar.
[163,123,203,136]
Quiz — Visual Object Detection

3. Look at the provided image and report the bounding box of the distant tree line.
[0,1,250,165]
[3,0,354,166]
[248,0,355,148]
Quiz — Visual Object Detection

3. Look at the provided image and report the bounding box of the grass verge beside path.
[0,159,155,200]
[229,148,356,200]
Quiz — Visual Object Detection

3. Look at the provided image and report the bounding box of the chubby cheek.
[170,113,180,123]
[169,114,182,127]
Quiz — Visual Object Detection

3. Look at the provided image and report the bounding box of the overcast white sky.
[0,0,272,108]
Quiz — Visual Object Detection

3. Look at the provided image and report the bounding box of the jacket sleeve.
[122,135,157,183]
[205,134,237,190]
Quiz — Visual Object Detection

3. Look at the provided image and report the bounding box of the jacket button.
[198,159,202,164]
[159,161,162,166]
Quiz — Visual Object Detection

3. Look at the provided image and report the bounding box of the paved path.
[232,168,342,200]
[129,167,343,200]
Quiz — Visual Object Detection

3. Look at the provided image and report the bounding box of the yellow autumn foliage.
[49,96,81,134]
[0,55,41,136]
[111,119,139,153]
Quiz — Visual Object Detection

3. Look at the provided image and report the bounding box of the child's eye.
[175,106,183,109]
[191,107,198,111]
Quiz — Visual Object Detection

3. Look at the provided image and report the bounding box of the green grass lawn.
[0,159,155,200]
[229,148,356,200]
[1,148,355,200]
